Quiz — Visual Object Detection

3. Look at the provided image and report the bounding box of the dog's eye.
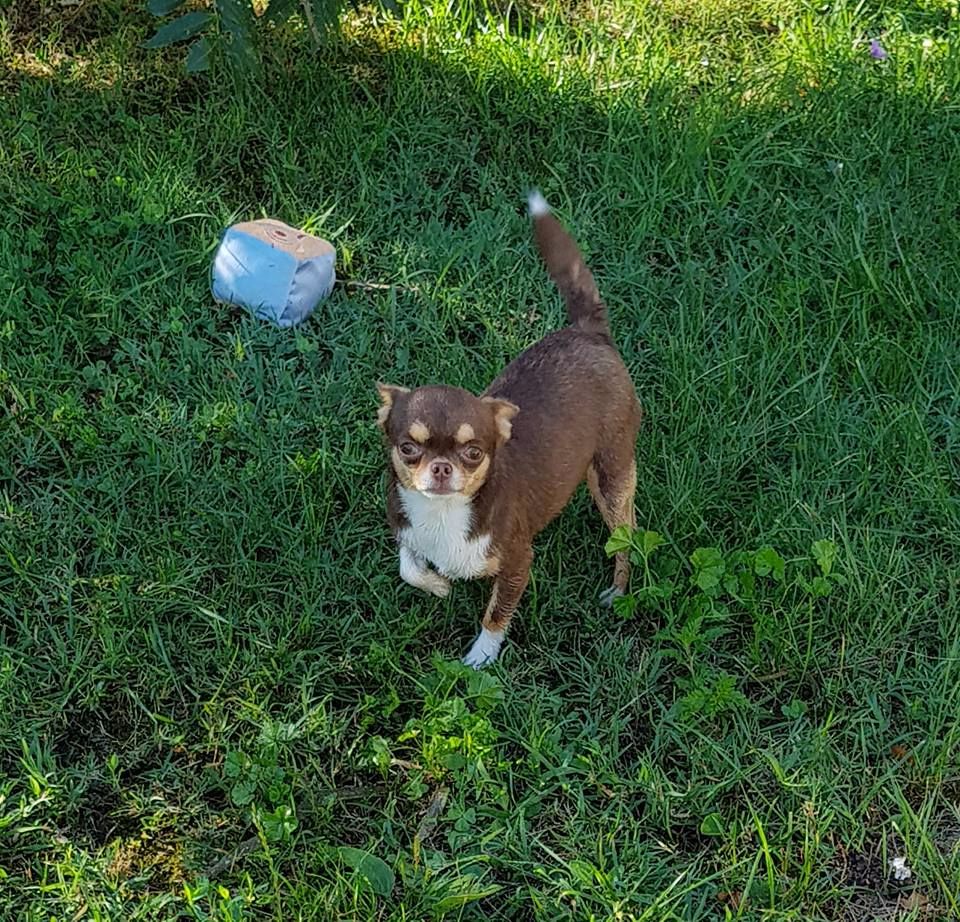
[461,446,484,464]
[398,442,422,461]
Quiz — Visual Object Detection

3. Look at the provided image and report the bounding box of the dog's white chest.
[398,488,491,580]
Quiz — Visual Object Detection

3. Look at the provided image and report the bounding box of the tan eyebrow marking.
[409,421,430,443]
[455,423,475,443]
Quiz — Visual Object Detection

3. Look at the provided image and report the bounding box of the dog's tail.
[528,190,609,337]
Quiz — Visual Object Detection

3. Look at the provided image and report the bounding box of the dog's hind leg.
[587,449,637,606]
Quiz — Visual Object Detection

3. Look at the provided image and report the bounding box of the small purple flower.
[869,39,888,61]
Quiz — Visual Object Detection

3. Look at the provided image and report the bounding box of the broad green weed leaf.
[613,593,637,618]
[338,847,395,897]
[466,669,504,712]
[266,780,291,805]
[635,582,675,606]
[810,575,832,598]
[811,539,837,576]
[262,804,297,842]
[700,812,725,836]
[465,668,499,698]
[691,547,724,593]
[605,525,633,555]
[185,36,211,73]
[641,530,665,557]
[217,0,261,75]
[143,11,211,48]
[230,778,256,806]
[224,750,249,780]
[754,546,785,581]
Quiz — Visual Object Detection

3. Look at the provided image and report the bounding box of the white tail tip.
[527,189,550,218]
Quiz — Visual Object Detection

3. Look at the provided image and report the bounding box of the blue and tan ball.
[211,219,336,328]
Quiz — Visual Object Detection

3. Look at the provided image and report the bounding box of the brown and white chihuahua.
[376,191,642,667]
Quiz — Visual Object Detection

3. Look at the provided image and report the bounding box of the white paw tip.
[527,189,550,218]
[462,628,504,669]
[599,586,624,608]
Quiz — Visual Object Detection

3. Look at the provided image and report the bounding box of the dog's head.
[376,384,518,498]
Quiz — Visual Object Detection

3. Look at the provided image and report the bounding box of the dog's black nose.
[430,460,453,480]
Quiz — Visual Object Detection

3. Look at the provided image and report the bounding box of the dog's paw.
[462,628,504,669]
[400,549,451,598]
[598,585,625,608]
[423,572,451,598]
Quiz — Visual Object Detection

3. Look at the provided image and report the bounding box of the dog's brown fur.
[377,192,642,666]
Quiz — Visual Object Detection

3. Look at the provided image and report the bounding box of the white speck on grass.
[890,856,912,881]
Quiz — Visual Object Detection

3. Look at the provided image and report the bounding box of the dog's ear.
[376,383,409,429]
[482,397,519,443]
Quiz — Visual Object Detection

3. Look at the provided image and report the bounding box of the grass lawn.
[2,0,960,918]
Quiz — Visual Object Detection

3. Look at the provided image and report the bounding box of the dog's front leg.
[462,547,532,669]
